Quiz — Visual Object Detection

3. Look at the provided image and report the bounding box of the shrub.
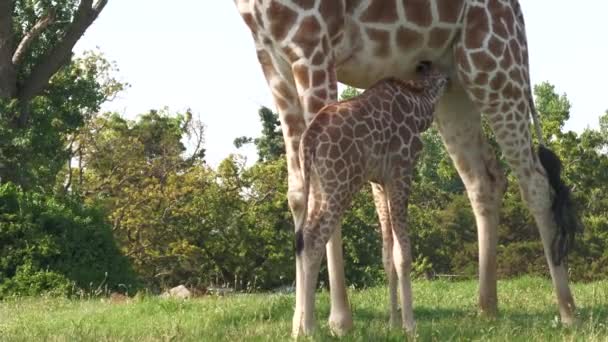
[0,183,136,298]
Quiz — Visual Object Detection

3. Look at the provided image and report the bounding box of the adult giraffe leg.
[290,55,353,335]
[435,84,507,316]
[371,182,400,327]
[455,0,576,323]
[251,48,310,334]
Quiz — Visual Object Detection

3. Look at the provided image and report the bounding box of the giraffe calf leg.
[386,183,416,334]
[372,183,400,327]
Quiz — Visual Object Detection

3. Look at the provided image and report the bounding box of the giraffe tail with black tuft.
[295,134,314,256]
[528,90,581,266]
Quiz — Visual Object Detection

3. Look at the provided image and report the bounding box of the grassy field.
[0,277,607,341]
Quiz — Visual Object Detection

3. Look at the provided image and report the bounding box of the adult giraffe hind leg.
[435,84,507,317]
[455,0,576,324]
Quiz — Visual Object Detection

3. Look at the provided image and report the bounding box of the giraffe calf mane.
[365,77,426,97]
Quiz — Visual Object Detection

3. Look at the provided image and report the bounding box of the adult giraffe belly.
[335,43,456,89]
[335,0,465,89]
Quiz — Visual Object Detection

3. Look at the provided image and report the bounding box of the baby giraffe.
[294,62,449,335]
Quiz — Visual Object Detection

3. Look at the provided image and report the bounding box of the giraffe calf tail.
[295,134,313,256]
[537,145,581,266]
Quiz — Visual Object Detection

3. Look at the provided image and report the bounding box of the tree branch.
[18,0,108,105]
[0,0,16,98]
[12,11,56,66]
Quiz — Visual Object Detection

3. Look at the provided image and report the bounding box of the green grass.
[1,277,607,341]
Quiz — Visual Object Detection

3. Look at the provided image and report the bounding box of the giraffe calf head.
[414,60,450,102]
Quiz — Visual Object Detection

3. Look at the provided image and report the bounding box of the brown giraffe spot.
[403,0,432,27]
[282,46,299,63]
[341,122,354,137]
[360,0,398,23]
[321,36,330,54]
[488,38,506,58]
[315,88,327,100]
[293,16,322,57]
[396,26,423,52]
[503,83,521,100]
[319,0,344,38]
[388,136,402,152]
[489,71,507,91]
[311,51,325,65]
[284,114,305,137]
[314,112,330,126]
[474,72,489,85]
[436,0,465,23]
[366,28,391,57]
[516,25,526,46]
[428,28,451,48]
[470,87,486,102]
[334,158,346,171]
[329,144,341,159]
[293,64,310,89]
[312,69,326,85]
[307,96,326,114]
[275,97,289,110]
[398,126,411,144]
[330,113,342,125]
[331,32,344,46]
[318,142,329,156]
[393,107,404,122]
[339,135,353,150]
[464,6,489,49]
[508,39,522,64]
[471,51,497,72]
[454,47,471,74]
[275,82,295,102]
[499,48,513,69]
[354,122,367,136]
[256,49,275,78]
[293,0,316,10]
[267,1,298,41]
[241,13,258,34]
[508,68,523,85]
[319,132,330,142]
[345,0,363,12]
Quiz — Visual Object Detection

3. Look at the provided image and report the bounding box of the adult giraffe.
[233,0,578,336]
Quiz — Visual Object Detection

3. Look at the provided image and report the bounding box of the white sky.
[75,1,608,167]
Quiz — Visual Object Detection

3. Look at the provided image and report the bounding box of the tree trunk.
[0,0,108,117]
[0,0,17,99]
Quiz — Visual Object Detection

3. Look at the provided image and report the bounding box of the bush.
[0,183,137,298]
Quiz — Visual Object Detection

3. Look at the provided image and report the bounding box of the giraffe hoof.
[389,319,401,329]
[560,314,579,327]
[328,314,353,337]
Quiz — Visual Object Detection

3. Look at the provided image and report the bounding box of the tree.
[234,106,285,162]
[0,0,107,124]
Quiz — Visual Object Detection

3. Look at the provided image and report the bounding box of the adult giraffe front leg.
[239,28,352,335]
[291,55,354,336]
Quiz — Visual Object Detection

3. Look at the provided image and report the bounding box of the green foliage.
[0,51,127,190]
[0,182,136,298]
[234,106,285,162]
